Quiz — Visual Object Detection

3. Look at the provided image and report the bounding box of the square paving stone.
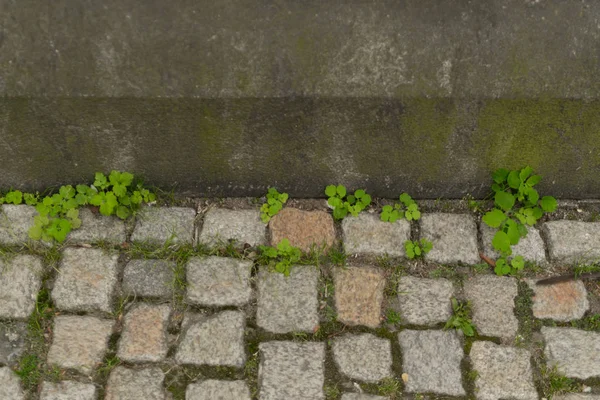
[480,223,547,264]
[199,208,266,247]
[186,380,251,400]
[342,213,410,257]
[40,381,97,400]
[259,341,325,400]
[47,316,114,374]
[51,248,119,314]
[470,341,537,400]
[555,395,600,400]
[0,205,37,246]
[543,221,600,263]
[66,208,126,245]
[332,333,392,382]
[269,208,336,253]
[0,366,24,400]
[257,265,319,333]
[396,276,454,326]
[131,206,196,245]
[117,303,170,363]
[464,275,518,340]
[398,330,465,396]
[0,322,27,366]
[186,256,252,307]
[334,266,385,328]
[419,213,480,265]
[175,310,246,367]
[0,255,43,319]
[122,259,175,299]
[341,395,387,400]
[527,279,589,321]
[105,366,166,400]
[542,327,600,379]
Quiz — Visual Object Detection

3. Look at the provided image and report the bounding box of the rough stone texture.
[0,322,27,366]
[527,279,589,321]
[40,381,97,400]
[66,208,126,244]
[186,380,251,400]
[199,208,266,247]
[259,341,324,400]
[122,259,175,299]
[480,223,547,264]
[0,255,43,319]
[51,248,119,314]
[186,256,252,307]
[341,395,387,400]
[117,304,170,363]
[555,396,600,400]
[396,276,454,326]
[269,208,335,253]
[47,316,114,374]
[256,265,319,333]
[543,221,600,263]
[420,213,480,265]
[341,213,410,257]
[0,366,24,400]
[464,275,518,340]
[105,367,166,400]
[542,327,600,379]
[131,206,195,245]
[334,266,385,328]
[398,330,465,395]
[0,205,37,245]
[332,333,392,382]
[470,341,538,400]
[175,311,246,367]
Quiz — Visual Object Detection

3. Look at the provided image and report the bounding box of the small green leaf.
[399,193,413,206]
[279,193,288,203]
[511,255,525,271]
[492,231,511,254]
[507,171,521,189]
[414,246,422,256]
[336,185,346,198]
[504,218,521,245]
[494,191,515,212]
[116,206,130,220]
[526,187,539,204]
[482,209,506,228]
[526,175,541,187]
[540,196,557,212]
[492,168,509,184]
[361,194,372,206]
[354,189,365,199]
[325,185,337,197]
[519,166,533,181]
[28,224,43,240]
[346,195,356,204]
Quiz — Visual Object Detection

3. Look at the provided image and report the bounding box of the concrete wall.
[1,0,599,197]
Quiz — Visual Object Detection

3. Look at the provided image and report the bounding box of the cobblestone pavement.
[1,199,600,399]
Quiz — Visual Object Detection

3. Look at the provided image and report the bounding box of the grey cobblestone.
[543,220,600,263]
[341,213,410,257]
[131,206,196,245]
[47,316,114,374]
[257,265,319,334]
[0,322,27,366]
[51,248,119,314]
[66,208,126,245]
[398,330,465,396]
[420,213,480,265]
[341,395,387,400]
[186,380,251,400]
[259,341,325,400]
[105,366,166,400]
[542,327,600,379]
[40,381,96,400]
[332,333,392,382]
[199,208,265,247]
[117,303,170,363]
[0,366,24,400]
[122,259,175,299]
[186,256,252,307]
[175,310,246,367]
[0,255,43,319]
[527,279,589,321]
[464,275,518,340]
[480,223,547,264]
[555,395,600,400]
[0,205,37,246]
[470,341,537,400]
[396,276,454,326]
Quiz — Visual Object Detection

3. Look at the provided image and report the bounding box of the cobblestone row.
[0,203,599,399]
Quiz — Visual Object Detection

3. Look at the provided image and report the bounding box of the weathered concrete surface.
[1,1,600,198]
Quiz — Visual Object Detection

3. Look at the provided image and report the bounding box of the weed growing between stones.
[445,299,476,337]
[514,281,542,347]
[539,364,581,398]
[323,382,341,400]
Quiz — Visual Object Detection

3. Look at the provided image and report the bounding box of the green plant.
[482,167,557,275]
[445,298,475,336]
[15,354,41,389]
[540,364,580,398]
[376,377,402,399]
[494,255,525,276]
[386,309,402,325]
[404,239,433,259]
[325,185,371,220]
[380,193,421,222]
[260,187,288,223]
[258,238,302,276]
